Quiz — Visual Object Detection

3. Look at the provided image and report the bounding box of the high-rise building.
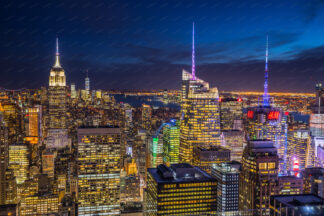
[192,146,230,174]
[303,168,324,198]
[9,143,29,184]
[149,134,163,168]
[219,97,243,130]
[141,104,152,131]
[278,176,303,195]
[45,128,70,149]
[162,119,180,165]
[270,194,324,216]
[239,140,279,214]
[145,163,217,216]
[48,38,67,129]
[77,126,121,215]
[0,121,8,204]
[1,103,22,141]
[287,130,314,173]
[18,175,59,215]
[71,83,77,99]
[25,106,42,145]
[245,37,288,174]
[85,71,90,95]
[180,24,221,163]
[211,162,239,213]
[317,145,324,167]
[42,148,55,179]
[221,130,246,161]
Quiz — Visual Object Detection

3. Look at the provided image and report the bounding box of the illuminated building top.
[49,37,66,87]
[263,35,270,107]
[192,22,195,80]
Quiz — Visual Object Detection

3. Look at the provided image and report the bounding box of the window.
[268,162,275,169]
[259,163,267,170]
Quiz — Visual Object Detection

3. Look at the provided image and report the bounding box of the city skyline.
[2,0,324,92]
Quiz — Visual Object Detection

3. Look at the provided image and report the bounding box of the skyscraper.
[162,119,180,165]
[141,104,152,131]
[149,134,164,168]
[77,126,121,215]
[211,162,239,213]
[71,83,77,99]
[192,146,230,174]
[221,130,245,161]
[219,97,243,130]
[85,70,90,95]
[9,143,30,184]
[245,37,288,174]
[25,106,42,145]
[180,24,221,163]
[0,121,8,204]
[239,140,279,214]
[145,163,217,216]
[287,130,314,173]
[48,38,67,129]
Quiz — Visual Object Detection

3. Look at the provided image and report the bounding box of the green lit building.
[163,119,180,165]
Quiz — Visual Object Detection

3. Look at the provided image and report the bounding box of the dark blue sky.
[1,0,324,92]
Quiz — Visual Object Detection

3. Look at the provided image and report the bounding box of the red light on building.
[284,112,289,116]
[247,110,254,119]
[267,111,280,120]
[218,98,222,102]
[237,98,242,102]
[293,159,299,171]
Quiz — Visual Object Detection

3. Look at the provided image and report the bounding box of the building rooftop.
[212,163,239,174]
[148,163,215,184]
[195,146,230,152]
[272,194,324,207]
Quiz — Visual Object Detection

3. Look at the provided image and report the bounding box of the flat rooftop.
[272,194,324,207]
[148,163,215,184]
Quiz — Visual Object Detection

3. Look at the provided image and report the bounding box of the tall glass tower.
[179,24,221,163]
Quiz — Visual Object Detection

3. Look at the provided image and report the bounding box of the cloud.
[303,0,324,24]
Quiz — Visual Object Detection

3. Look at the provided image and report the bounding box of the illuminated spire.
[263,35,269,106]
[54,37,61,68]
[192,22,196,80]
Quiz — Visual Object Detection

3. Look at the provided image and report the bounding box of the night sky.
[2,0,324,92]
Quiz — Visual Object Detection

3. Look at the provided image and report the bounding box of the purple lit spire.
[192,22,196,80]
[263,35,269,106]
[56,37,59,55]
[54,37,61,67]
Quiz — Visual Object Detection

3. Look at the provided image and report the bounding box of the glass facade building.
[211,163,239,213]
[180,70,221,163]
[77,127,121,215]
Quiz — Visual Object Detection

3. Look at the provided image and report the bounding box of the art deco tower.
[48,38,67,129]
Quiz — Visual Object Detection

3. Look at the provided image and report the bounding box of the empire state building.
[48,38,67,129]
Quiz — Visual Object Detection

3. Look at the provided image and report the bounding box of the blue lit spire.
[263,35,269,106]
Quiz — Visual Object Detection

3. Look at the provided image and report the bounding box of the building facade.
[239,140,279,214]
[211,163,239,213]
[77,127,121,215]
[146,163,217,216]
[180,70,221,163]
[48,38,67,129]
